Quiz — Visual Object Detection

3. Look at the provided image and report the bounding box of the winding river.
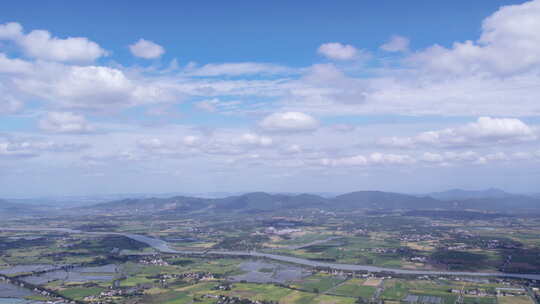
[2,227,540,281]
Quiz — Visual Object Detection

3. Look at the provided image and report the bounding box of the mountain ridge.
[3,189,540,216]
[77,190,540,215]
[427,188,514,201]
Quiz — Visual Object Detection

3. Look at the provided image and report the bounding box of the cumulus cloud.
[408,0,540,76]
[380,35,410,52]
[317,42,360,60]
[136,137,196,157]
[186,62,293,76]
[0,22,107,62]
[259,112,319,132]
[320,152,415,167]
[320,149,531,168]
[129,39,165,59]
[0,135,88,158]
[135,131,273,160]
[39,112,94,134]
[0,53,33,74]
[419,151,525,166]
[286,1,540,117]
[235,133,273,147]
[12,62,182,111]
[421,151,479,164]
[0,22,23,40]
[284,64,369,107]
[378,117,537,148]
[3,2,540,192]
[82,150,142,164]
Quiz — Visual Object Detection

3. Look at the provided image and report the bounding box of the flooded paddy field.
[0,281,44,304]
[20,264,118,285]
[0,299,43,304]
[229,260,311,284]
[0,264,60,275]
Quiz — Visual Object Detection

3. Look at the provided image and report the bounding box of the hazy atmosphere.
[2,2,540,304]
[1,0,539,197]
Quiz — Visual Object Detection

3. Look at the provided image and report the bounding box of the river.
[2,227,539,281]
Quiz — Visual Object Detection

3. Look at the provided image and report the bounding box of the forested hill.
[80,190,540,215]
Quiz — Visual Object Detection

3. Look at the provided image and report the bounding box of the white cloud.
[2,3,540,195]
[285,63,369,107]
[137,138,164,150]
[259,112,319,132]
[235,133,273,147]
[283,144,302,154]
[380,35,409,52]
[186,62,293,76]
[466,116,536,139]
[0,134,87,158]
[0,22,107,62]
[83,150,141,163]
[183,135,200,146]
[13,62,182,111]
[129,39,165,59]
[420,151,514,166]
[134,130,274,160]
[408,0,540,76]
[379,117,537,148]
[317,42,359,60]
[0,53,33,74]
[320,152,415,167]
[136,137,191,157]
[419,150,536,166]
[0,22,23,40]
[194,98,244,114]
[421,151,478,163]
[39,112,94,133]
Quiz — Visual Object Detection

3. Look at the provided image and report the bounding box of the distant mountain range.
[425,189,540,212]
[4,192,247,207]
[3,188,540,217]
[0,199,44,217]
[334,191,444,210]
[78,189,540,215]
[427,188,515,201]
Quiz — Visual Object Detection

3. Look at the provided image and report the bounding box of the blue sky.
[2,1,525,65]
[1,0,539,197]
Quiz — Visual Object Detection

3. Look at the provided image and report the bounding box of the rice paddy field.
[1,208,540,303]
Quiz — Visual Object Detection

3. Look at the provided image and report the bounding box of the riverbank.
[2,227,539,281]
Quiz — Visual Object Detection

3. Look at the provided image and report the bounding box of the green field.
[294,273,346,293]
[60,286,104,300]
[332,279,376,298]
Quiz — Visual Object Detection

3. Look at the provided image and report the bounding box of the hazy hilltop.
[333,191,445,210]
[87,196,210,213]
[427,188,514,201]
[426,188,540,212]
[3,189,540,217]
[71,189,540,216]
[213,192,329,211]
[0,199,43,217]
